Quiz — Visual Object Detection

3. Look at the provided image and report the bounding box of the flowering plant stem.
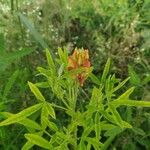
[68,83,79,149]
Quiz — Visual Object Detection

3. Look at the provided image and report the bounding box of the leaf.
[0,103,42,126]
[44,117,58,131]
[28,82,45,102]
[89,73,101,85]
[58,63,64,77]
[3,70,19,99]
[100,110,116,124]
[35,82,49,88]
[57,47,68,65]
[90,87,103,110]
[117,87,135,100]
[101,135,116,150]
[95,112,101,140]
[104,126,123,137]
[45,102,56,119]
[101,58,111,83]
[18,13,49,50]
[112,77,130,93]
[25,134,53,149]
[79,139,87,150]
[46,49,55,72]
[128,65,141,86]
[1,112,41,130]
[37,67,51,77]
[41,104,48,129]
[22,132,43,150]
[108,104,123,127]
[112,99,150,108]
[22,141,34,150]
[85,137,102,150]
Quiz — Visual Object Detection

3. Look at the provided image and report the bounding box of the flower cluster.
[67,48,91,86]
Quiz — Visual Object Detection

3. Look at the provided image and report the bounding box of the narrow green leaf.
[113,100,150,108]
[1,112,41,130]
[101,135,116,150]
[58,63,64,77]
[22,132,43,150]
[79,139,87,150]
[104,126,123,137]
[85,137,102,150]
[44,117,58,131]
[108,104,123,127]
[58,47,64,61]
[95,112,101,140]
[46,102,56,119]
[46,49,55,71]
[89,73,101,85]
[37,67,51,77]
[28,82,45,102]
[3,70,19,99]
[0,103,42,126]
[35,82,49,88]
[100,110,116,124]
[41,103,48,129]
[18,13,49,50]
[25,134,53,149]
[117,87,135,100]
[22,141,34,150]
[82,126,94,137]
[113,77,130,93]
[101,58,111,83]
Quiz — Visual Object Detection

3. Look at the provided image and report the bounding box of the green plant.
[0,48,150,150]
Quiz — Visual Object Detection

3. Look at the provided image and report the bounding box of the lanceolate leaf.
[46,49,55,72]
[22,141,34,150]
[117,87,135,100]
[3,70,19,99]
[25,134,53,149]
[45,102,56,119]
[0,103,42,126]
[112,100,150,108]
[101,58,111,83]
[22,132,43,150]
[28,82,45,102]
[112,77,130,93]
[1,112,41,130]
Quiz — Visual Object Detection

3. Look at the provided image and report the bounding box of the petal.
[68,57,78,69]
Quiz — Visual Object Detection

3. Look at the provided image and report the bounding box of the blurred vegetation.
[0,0,150,149]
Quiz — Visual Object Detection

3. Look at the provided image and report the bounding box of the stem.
[101,135,116,150]
[68,83,79,149]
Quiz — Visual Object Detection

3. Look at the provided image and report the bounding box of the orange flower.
[67,48,91,86]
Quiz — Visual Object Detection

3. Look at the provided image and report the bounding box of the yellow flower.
[67,48,91,86]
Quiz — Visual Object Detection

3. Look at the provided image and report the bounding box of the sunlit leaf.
[28,82,45,102]
[25,134,53,149]
[0,103,42,126]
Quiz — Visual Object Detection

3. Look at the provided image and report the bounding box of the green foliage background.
[0,0,150,149]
